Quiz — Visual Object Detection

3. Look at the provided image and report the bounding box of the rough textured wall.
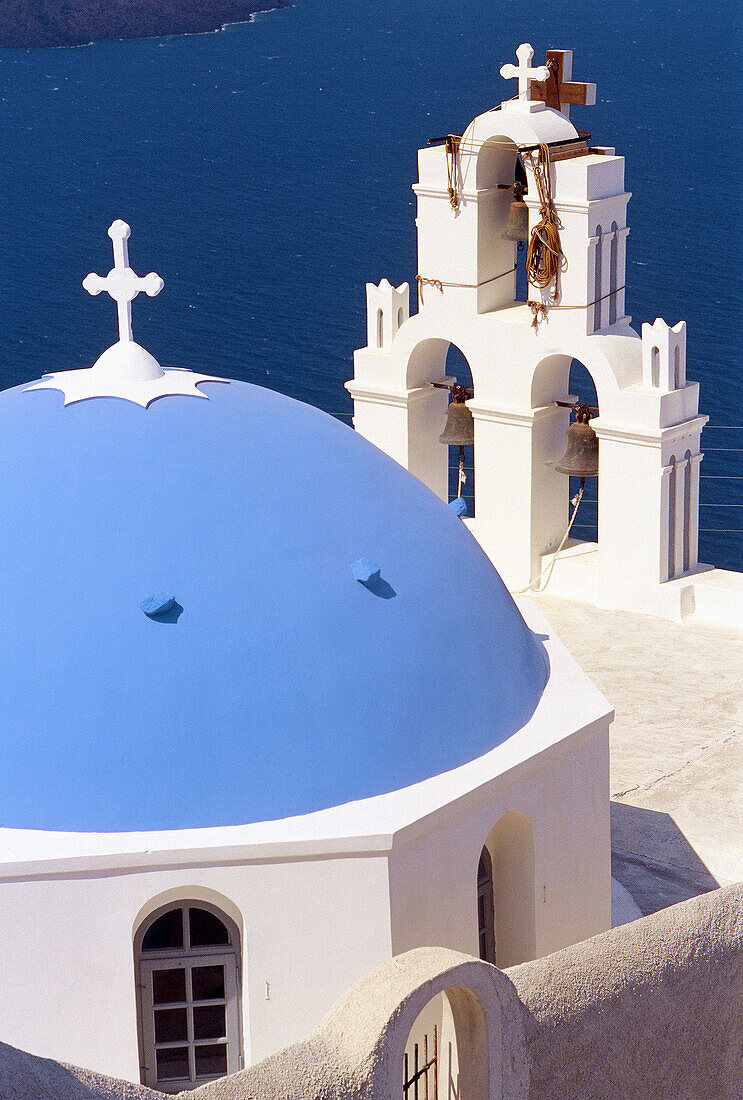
[507,883,743,1099]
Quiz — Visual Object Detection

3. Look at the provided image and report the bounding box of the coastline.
[0,0,292,51]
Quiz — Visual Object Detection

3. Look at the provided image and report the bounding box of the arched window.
[376,308,384,349]
[667,456,676,579]
[477,847,496,964]
[609,222,618,325]
[135,901,242,1093]
[651,347,660,389]
[674,346,682,389]
[397,306,404,330]
[593,225,603,331]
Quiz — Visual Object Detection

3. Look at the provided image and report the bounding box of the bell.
[502,181,529,242]
[555,408,599,478]
[439,386,474,446]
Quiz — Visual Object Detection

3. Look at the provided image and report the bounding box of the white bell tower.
[346,44,733,624]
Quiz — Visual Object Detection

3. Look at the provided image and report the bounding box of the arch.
[674,345,682,389]
[376,308,384,350]
[444,344,476,516]
[651,346,660,388]
[472,135,521,312]
[609,222,618,325]
[482,812,536,968]
[404,986,490,1100]
[594,225,603,331]
[134,897,243,1093]
[477,846,496,964]
[683,449,692,573]
[397,305,404,330]
[668,456,677,579]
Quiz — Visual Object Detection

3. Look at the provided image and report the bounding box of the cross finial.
[500,43,550,101]
[83,220,163,343]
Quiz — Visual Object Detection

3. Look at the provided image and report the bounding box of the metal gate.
[403,1024,438,1098]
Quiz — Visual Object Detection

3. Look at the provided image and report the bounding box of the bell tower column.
[592,417,707,612]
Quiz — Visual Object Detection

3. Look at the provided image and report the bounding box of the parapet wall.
[2,885,741,1100]
[508,881,743,1099]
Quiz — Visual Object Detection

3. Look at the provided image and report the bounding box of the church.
[0,42,737,1100]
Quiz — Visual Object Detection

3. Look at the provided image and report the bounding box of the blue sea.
[0,0,740,568]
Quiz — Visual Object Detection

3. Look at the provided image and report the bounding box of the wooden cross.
[529,50,596,120]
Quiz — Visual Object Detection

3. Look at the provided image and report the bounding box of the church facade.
[0,205,611,1091]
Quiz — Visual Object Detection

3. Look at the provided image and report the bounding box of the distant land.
[0,0,291,49]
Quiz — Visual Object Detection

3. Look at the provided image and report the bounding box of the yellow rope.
[415,266,516,304]
[522,143,565,304]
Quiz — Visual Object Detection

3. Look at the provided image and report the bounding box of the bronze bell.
[502,181,529,243]
[439,384,474,446]
[555,406,599,478]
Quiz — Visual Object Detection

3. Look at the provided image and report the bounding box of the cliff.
[0,0,291,49]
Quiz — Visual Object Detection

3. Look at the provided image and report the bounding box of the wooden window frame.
[135,901,242,1093]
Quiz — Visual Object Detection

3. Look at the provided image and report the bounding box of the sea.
[0,0,740,569]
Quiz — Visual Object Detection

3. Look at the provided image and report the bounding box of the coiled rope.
[522,142,566,306]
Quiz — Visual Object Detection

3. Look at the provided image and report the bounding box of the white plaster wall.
[0,853,392,1083]
[386,722,611,965]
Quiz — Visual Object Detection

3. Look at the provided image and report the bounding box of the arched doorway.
[134,900,242,1093]
[403,986,490,1099]
[481,812,536,968]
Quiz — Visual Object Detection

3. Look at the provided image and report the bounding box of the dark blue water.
[0,0,740,568]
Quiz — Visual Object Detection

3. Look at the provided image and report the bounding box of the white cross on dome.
[82,220,164,344]
[500,43,550,100]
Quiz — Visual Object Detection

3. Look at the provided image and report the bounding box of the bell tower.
[347,43,724,624]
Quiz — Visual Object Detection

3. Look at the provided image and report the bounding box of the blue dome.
[0,378,547,831]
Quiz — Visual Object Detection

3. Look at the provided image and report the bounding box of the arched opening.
[668,456,677,579]
[473,135,521,312]
[477,846,496,964]
[134,900,242,1093]
[376,308,384,349]
[594,225,603,331]
[530,354,601,585]
[568,360,599,545]
[481,812,536,968]
[444,344,475,517]
[674,345,682,389]
[683,449,692,573]
[651,346,660,388]
[397,305,404,330]
[403,987,490,1099]
[609,222,618,325]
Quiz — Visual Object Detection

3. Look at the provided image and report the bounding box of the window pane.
[189,907,229,947]
[152,968,186,1005]
[156,1046,189,1081]
[143,909,183,951]
[154,1007,188,1044]
[195,1043,227,1078]
[193,1004,226,1040]
[192,965,225,1001]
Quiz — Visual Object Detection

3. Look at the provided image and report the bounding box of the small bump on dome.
[351,558,381,585]
[141,593,177,617]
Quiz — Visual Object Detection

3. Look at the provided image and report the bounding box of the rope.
[415,265,516,304]
[522,143,565,306]
[527,285,627,328]
[446,135,461,210]
[511,484,585,595]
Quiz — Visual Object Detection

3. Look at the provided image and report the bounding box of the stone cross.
[500,43,550,101]
[83,220,163,343]
[529,50,597,119]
